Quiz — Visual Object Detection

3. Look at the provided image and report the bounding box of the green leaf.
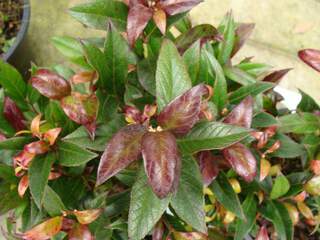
[29,153,56,209]
[51,36,90,68]
[270,175,290,199]
[217,13,235,65]
[297,90,320,112]
[128,169,171,240]
[278,112,320,134]
[63,116,125,152]
[43,186,66,217]
[171,155,206,233]
[104,23,130,97]
[252,112,278,128]
[57,141,98,166]
[204,50,227,112]
[137,57,156,96]
[210,172,244,219]
[237,62,272,77]
[69,0,128,31]
[183,41,201,85]
[270,133,306,158]
[229,82,274,104]
[0,60,27,105]
[224,66,256,85]
[260,200,293,240]
[156,39,192,112]
[234,194,257,240]
[177,121,250,154]
[0,137,31,150]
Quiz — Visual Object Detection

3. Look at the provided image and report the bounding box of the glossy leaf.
[234,194,257,240]
[156,39,192,112]
[97,124,146,185]
[223,66,256,85]
[175,24,219,53]
[183,40,201,84]
[142,131,180,198]
[263,69,291,83]
[171,155,207,233]
[158,84,209,136]
[73,209,102,225]
[127,3,153,47]
[222,143,256,182]
[43,186,66,217]
[0,137,31,150]
[57,141,98,167]
[298,49,320,72]
[203,50,227,112]
[278,112,320,134]
[68,223,93,240]
[30,69,71,100]
[128,169,171,240]
[178,121,250,154]
[252,112,278,128]
[297,90,320,112]
[22,216,63,240]
[104,23,130,96]
[60,93,98,138]
[210,172,244,219]
[137,57,157,96]
[3,96,26,131]
[69,0,128,30]
[232,23,255,57]
[223,96,253,128]
[198,151,220,186]
[269,133,305,159]
[160,0,202,16]
[29,153,56,208]
[229,82,274,104]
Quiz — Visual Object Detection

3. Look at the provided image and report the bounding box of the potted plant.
[0,0,320,239]
[0,0,30,62]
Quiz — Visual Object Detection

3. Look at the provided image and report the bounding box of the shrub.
[0,0,320,239]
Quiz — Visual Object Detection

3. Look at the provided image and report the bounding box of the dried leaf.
[152,221,164,240]
[72,209,102,225]
[260,158,271,181]
[297,201,314,219]
[127,3,153,47]
[310,160,320,175]
[157,84,210,136]
[284,203,299,225]
[262,69,292,83]
[30,114,42,137]
[153,9,167,34]
[256,225,269,240]
[197,151,219,186]
[24,140,50,155]
[142,131,180,198]
[18,175,29,197]
[22,216,63,240]
[68,223,93,240]
[13,150,36,169]
[305,175,320,196]
[71,71,98,84]
[160,0,203,16]
[3,96,26,131]
[61,93,98,139]
[223,96,253,128]
[43,128,62,146]
[173,231,208,240]
[298,49,320,72]
[30,69,71,100]
[97,124,146,185]
[222,143,257,182]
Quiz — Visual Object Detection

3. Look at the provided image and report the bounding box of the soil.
[0,0,23,57]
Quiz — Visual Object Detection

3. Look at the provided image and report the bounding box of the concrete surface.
[15,0,320,102]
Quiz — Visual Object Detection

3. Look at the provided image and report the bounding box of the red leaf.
[97,124,146,185]
[43,128,62,146]
[127,3,153,47]
[24,140,50,155]
[30,69,71,100]
[153,9,167,34]
[152,221,164,240]
[142,131,180,198]
[18,175,29,197]
[61,93,98,139]
[160,0,202,16]
[71,71,98,84]
[310,160,320,175]
[173,231,208,240]
[22,216,63,240]
[298,49,320,72]
[262,69,292,83]
[197,151,219,186]
[223,96,253,128]
[30,114,42,137]
[157,84,210,136]
[232,23,255,57]
[256,225,269,240]
[3,96,26,131]
[72,209,102,225]
[13,150,36,169]
[123,105,142,124]
[68,223,93,240]
[222,143,257,182]
[0,132,6,141]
